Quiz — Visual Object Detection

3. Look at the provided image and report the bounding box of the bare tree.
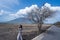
[27,6,53,33]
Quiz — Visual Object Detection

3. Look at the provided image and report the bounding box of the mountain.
[7,17,32,24]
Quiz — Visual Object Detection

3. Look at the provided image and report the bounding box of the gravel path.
[32,25,60,40]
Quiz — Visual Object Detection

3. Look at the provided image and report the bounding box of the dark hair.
[19,24,22,28]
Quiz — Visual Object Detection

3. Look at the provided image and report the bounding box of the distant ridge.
[6,17,32,24]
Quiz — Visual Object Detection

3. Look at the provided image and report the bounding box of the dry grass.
[0,24,51,40]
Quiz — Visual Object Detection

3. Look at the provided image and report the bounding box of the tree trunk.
[38,15,43,33]
[38,23,42,33]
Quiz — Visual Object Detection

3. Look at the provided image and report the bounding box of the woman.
[17,25,23,40]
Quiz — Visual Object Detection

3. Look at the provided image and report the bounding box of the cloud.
[0,4,41,22]
[0,10,4,15]
[9,4,39,18]
[0,10,16,22]
[43,3,60,24]
[0,0,19,11]
[1,3,60,24]
[0,10,13,15]
[9,3,60,24]
[0,10,9,15]
[44,3,60,11]
[17,5,39,14]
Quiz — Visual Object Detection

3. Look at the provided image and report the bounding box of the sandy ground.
[0,24,51,40]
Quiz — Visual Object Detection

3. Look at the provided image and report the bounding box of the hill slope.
[7,17,32,24]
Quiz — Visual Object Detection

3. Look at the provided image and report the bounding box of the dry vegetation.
[0,24,51,40]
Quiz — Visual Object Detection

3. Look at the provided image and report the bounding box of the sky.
[0,0,60,24]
